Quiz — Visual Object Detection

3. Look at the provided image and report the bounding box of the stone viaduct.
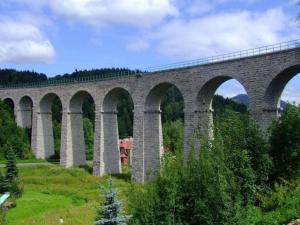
[0,40,299,183]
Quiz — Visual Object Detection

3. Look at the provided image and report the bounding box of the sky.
[0,0,299,103]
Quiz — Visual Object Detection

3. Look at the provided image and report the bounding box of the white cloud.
[48,0,178,28]
[126,39,150,52]
[2,0,178,28]
[216,80,247,98]
[0,19,55,64]
[153,8,299,59]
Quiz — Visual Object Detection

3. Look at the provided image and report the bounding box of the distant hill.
[231,94,289,110]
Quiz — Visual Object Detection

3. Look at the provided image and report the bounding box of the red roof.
[119,137,133,150]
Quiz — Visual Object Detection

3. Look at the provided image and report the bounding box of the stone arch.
[102,87,134,174]
[18,96,33,128]
[264,64,300,110]
[144,82,185,179]
[196,76,248,138]
[64,90,95,167]
[40,93,62,113]
[145,82,184,111]
[261,64,300,130]
[35,93,63,159]
[69,90,95,112]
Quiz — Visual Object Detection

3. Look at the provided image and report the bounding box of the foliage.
[3,146,22,198]
[5,146,18,182]
[162,120,184,153]
[242,179,300,225]
[0,69,47,85]
[0,100,31,160]
[52,120,61,158]
[83,118,94,160]
[129,136,244,225]
[118,92,134,139]
[215,109,272,204]
[161,86,184,123]
[269,106,300,181]
[95,179,131,225]
[213,95,247,116]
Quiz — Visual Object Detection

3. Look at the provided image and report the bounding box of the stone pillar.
[102,111,121,174]
[143,110,163,180]
[132,105,145,183]
[184,110,198,157]
[32,111,54,159]
[196,109,214,140]
[60,110,86,167]
[31,106,38,157]
[250,107,279,133]
[16,108,32,128]
[184,109,214,157]
[93,109,105,176]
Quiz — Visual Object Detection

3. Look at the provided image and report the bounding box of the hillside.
[232,94,289,109]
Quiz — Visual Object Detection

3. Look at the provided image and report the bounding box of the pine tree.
[4,146,22,198]
[0,172,7,194]
[5,146,17,182]
[95,179,131,225]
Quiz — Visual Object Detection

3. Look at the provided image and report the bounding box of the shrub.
[128,136,243,225]
[269,106,300,181]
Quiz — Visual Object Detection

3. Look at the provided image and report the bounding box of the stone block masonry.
[1,47,300,183]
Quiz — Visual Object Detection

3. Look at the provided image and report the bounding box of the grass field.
[7,165,132,225]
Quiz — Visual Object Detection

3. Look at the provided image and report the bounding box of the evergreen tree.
[0,172,7,194]
[95,179,131,225]
[4,146,22,198]
[5,146,17,182]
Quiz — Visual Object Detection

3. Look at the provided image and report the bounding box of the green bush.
[163,120,184,153]
[0,100,31,160]
[216,109,272,203]
[269,106,300,181]
[128,135,244,225]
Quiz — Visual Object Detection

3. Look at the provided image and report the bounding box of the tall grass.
[7,165,132,225]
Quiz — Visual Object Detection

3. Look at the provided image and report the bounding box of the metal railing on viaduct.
[0,39,300,183]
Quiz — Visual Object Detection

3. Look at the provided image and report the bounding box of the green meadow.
[7,165,132,225]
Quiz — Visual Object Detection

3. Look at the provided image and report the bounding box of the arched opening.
[18,96,33,128]
[265,65,300,111]
[197,77,248,137]
[3,98,15,118]
[102,87,134,174]
[37,93,62,160]
[144,83,184,179]
[263,65,300,129]
[280,74,300,108]
[68,90,95,166]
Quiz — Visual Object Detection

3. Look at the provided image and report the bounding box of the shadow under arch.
[3,98,15,117]
[102,87,134,174]
[66,90,95,167]
[144,82,185,180]
[18,96,33,128]
[196,76,249,138]
[36,93,62,159]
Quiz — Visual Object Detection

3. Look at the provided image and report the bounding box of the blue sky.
[0,0,299,102]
